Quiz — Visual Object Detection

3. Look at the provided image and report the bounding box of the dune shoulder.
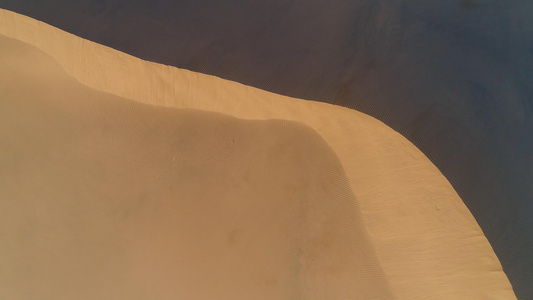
[0,33,395,299]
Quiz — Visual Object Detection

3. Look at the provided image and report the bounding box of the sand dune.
[2,3,531,297]
[0,10,516,299]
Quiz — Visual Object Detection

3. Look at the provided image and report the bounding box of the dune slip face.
[0,9,516,299]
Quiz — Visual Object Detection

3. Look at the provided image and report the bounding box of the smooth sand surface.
[0,10,516,299]
[0,35,393,299]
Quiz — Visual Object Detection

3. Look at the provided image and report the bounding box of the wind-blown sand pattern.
[0,9,516,299]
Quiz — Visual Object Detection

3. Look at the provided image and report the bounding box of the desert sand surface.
[2,3,531,297]
[0,10,516,299]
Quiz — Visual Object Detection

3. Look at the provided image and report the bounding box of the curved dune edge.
[0,9,515,299]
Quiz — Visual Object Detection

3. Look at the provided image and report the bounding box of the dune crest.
[0,9,516,299]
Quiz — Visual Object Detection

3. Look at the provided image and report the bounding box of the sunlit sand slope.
[0,10,516,299]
